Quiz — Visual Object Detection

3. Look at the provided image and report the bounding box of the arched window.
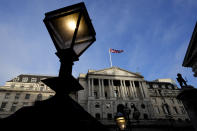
[37,94,42,101]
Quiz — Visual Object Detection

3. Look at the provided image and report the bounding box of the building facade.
[0,67,193,130]
[0,74,55,118]
[77,67,189,122]
[183,22,197,77]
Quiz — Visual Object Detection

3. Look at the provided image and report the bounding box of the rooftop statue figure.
[176,73,187,88]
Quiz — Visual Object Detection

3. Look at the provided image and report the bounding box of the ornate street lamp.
[115,112,127,131]
[42,2,96,93]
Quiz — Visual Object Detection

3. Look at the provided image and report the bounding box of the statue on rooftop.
[176,73,187,88]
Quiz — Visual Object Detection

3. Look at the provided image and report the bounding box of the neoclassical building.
[77,67,154,121]
[0,67,194,130]
[77,67,189,122]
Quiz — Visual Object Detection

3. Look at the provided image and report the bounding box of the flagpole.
[109,48,113,67]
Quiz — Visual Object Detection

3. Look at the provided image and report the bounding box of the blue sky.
[0,0,196,87]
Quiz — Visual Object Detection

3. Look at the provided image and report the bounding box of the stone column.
[112,80,116,98]
[88,78,91,97]
[129,81,134,98]
[142,82,149,98]
[91,78,94,97]
[120,80,124,98]
[129,81,135,98]
[132,81,138,98]
[139,81,145,98]
[99,79,102,98]
[123,80,128,98]
[108,79,112,98]
[101,79,105,98]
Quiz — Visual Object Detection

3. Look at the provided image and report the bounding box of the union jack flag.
[109,48,124,53]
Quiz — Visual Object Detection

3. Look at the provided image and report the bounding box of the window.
[95,103,100,108]
[22,77,28,82]
[95,113,100,119]
[13,77,19,82]
[15,93,20,99]
[10,102,18,112]
[37,94,42,101]
[25,94,30,99]
[0,102,7,111]
[107,113,112,120]
[40,87,44,91]
[31,78,37,83]
[5,93,10,99]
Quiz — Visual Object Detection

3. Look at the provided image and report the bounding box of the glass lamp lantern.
[43,2,96,61]
[115,112,127,131]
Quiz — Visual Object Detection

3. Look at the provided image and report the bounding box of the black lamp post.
[42,2,96,93]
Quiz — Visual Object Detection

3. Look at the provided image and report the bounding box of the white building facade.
[77,67,189,123]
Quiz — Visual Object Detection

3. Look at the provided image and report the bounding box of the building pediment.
[88,67,144,78]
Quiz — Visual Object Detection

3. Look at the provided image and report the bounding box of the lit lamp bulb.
[116,117,126,130]
[68,20,76,30]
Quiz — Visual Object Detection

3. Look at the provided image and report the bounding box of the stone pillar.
[88,78,91,97]
[130,81,135,98]
[133,81,139,98]
[101,79,105,98]
[142,82,149,98]
[108,79,112,98]
[99,79,102,98]
[91,78,94,97]
[123,80,128,99]
[139,81,145,98]
[129,81,134,98]
[120,80,125,98]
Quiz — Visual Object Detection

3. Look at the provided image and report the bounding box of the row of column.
[88,78,148,99]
